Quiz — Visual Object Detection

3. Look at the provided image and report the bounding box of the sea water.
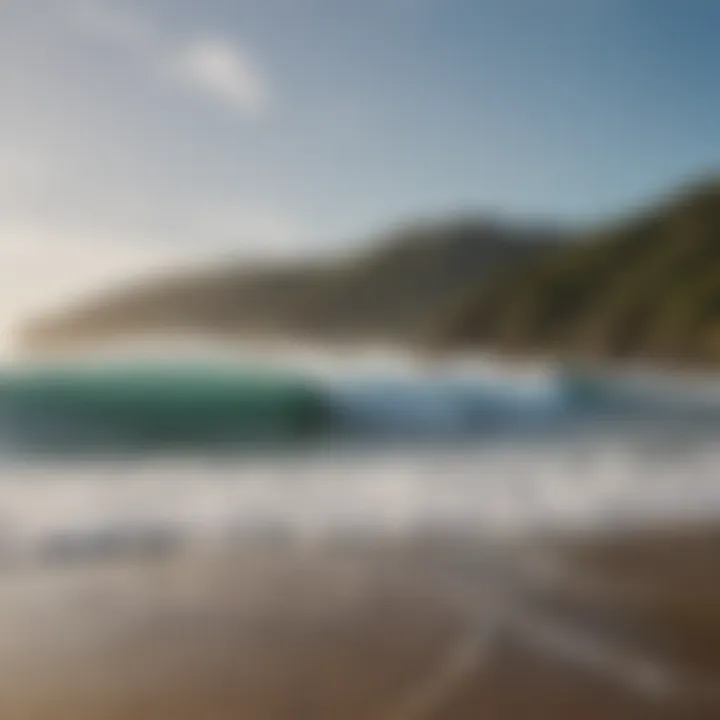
[0,345,719,571]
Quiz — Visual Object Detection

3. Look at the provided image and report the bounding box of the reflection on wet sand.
[0,527,717,719]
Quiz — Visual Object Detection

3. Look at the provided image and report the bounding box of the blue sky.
[1,0,719,323]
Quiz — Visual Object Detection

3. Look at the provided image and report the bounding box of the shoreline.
[11,331,720,386]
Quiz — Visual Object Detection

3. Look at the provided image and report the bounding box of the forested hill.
[430,178,720,367]
[20,218,560,351]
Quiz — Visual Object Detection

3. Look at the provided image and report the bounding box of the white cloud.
[66,0,270,116]
[171,38,269,115]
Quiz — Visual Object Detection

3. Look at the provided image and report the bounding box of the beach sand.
[0,527,717,719]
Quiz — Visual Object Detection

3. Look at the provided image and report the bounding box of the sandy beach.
[0,524,715,719]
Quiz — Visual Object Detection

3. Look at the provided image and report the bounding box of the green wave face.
[0,361,329,454]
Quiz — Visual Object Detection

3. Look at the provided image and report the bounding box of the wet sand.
[0,527,717,719]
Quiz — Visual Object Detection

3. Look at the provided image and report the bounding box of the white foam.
[0,434,718,568]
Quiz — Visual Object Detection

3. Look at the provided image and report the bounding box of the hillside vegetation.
[430,178,720,367]
[20,219,559,351]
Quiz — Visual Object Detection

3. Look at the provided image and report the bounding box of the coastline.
[12,329,720,387]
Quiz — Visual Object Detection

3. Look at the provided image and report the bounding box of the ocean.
[0,343,719,571]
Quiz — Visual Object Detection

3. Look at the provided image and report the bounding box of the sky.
[1,0,720,330]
